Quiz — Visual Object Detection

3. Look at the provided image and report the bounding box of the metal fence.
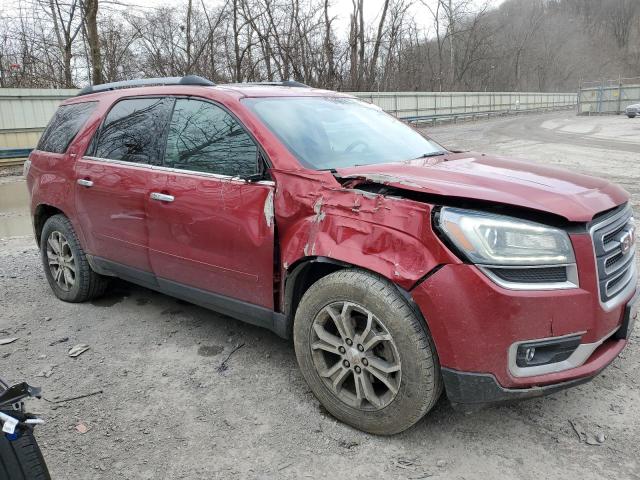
[0,88,78,153]
[577,77,640,114]
[0,88,577,164]
[351,91,577,121]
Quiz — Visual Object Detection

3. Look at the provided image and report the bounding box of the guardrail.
[0,148,32,167]
[351,91,577,119]
[402,104,576,125]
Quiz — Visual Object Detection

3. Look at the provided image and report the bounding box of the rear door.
[75,97,174,272]
[146,98,276,308]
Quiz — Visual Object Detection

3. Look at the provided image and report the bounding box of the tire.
[0,428,51,480]
[293,269,442,435]
[628,114,636,118]
[40,214,109,302]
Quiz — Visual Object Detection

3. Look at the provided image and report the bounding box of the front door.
[146,98,276,309]
[75,97,174,272]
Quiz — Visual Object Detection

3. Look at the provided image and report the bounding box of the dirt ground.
[1,111,639,479]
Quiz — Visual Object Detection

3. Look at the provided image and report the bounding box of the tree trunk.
[368,0,390,90]
[83,0,103,84]
[185,0,192,73]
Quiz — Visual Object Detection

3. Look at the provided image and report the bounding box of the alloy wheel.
[310,301,402,410]
[46,231,76,292]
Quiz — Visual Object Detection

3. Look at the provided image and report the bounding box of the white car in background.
[625,103,639,118]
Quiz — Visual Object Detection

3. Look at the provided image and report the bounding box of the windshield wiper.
[413,151,448,159]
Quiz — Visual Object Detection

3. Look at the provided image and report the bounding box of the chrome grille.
[590,204,636,306]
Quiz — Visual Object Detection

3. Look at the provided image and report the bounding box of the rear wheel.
[294,269,442,435]
[40,214,109,302]
[0,428,51,480]
[628,114,636,118]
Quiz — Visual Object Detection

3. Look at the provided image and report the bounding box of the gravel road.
[1,111,639,479]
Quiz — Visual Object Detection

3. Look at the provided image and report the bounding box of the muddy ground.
[1,111,639,479]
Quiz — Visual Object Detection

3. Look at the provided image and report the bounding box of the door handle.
[77,179,93,187]
[150,192,175,203]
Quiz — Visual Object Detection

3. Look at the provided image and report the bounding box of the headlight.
[438,207,575,266]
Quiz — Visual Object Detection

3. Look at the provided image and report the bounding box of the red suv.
[25,76,637,434]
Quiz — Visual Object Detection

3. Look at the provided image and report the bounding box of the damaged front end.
[271,168,460,293]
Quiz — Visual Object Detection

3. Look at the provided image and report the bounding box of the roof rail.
[226,80,310,88]
[76,75,215,96]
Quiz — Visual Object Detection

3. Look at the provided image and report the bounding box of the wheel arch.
[282,256,429,340]
[33,204,66,246]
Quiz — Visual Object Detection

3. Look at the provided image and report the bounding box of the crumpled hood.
[336,152,629,222]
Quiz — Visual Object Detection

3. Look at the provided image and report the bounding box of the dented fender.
[271,169,460,292]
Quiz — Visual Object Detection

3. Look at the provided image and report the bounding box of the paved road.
[1,112,639,479]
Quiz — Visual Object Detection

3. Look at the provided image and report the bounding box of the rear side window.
[37,102,97,153]
[164,99,258,177]
[93,97,174,165]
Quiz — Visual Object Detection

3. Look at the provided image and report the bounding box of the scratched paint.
[263,189,274,227]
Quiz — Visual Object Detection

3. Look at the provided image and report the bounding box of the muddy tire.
[293,269,442,435]
[0,428,51,480]
[40,214,109,302]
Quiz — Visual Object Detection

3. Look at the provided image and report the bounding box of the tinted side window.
[37,102,97,154]
[164,99,258,177]
[94,97,174,164]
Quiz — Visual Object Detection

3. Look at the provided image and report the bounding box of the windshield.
[243,96,446,169]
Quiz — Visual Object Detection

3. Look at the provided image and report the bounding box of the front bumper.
[410,259,635,403]
[442,335,626,410]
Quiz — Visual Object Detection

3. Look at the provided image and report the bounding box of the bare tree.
[1,0,639,92]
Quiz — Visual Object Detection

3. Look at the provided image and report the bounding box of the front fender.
[272,169,457,290]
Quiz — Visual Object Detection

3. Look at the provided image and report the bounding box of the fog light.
[525,347,536,362]
[516,335,581,368]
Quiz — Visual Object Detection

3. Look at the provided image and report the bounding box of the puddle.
[0,179,31,238]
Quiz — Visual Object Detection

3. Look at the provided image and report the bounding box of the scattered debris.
[216,343,245,373]
[36,365,57,378]
[277,462,293,472]
[338,439,359,449]
[68,344,90,357]
[44,390,103,404]
[569,419,582,441]
[396,457,416,469]
[568,420,605,446]
[0,337,17,345]
[75,423,90,434]
[49,336,69,346]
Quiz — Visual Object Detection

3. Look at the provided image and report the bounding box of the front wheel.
[627,114,636,118]
[293,269,442,435]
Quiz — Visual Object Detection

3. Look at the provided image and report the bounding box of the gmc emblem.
[619,227,635,255]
